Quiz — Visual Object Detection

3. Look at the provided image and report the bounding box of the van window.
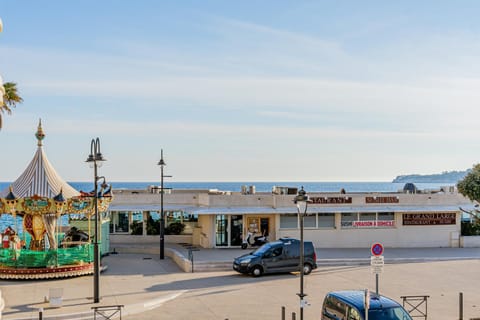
[264,245,283,258]
[272,246,283,257]
[323,296,346,319]
[347,306,361,320]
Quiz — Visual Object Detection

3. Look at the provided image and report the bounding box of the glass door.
[215,215,228,247]
[230,215,243,246]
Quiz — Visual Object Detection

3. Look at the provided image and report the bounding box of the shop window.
[359,212,376,221]
[304,214,316,228]
[280,214,298,228]
[111,211,129,233]
[318,213,335,228]
[146,211,160,235]
[182,212,198,235]
[378,212,394,220]
[341,213,356,228]
[130,211,144,235]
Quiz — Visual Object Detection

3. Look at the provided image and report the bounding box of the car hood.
[234,254,257,262]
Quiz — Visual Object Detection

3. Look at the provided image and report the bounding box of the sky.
[1,1,480,182]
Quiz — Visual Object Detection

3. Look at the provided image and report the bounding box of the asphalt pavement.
[0,244,479,319]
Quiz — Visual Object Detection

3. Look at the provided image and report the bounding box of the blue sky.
[1,1,480,182]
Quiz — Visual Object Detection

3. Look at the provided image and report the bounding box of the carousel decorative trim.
[0,263,94,280]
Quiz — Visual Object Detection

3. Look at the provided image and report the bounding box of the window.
[323,296,347,319]
[272,246,283,257]
[341,212,396,229]
[304,214,316,228]
[360,212,376,221]
[348,307,362,320]
[318,213,335,228]
[378,212,394,221]
[280,214,298,228]
[341,213,356,228]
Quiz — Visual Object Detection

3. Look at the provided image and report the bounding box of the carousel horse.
[61,227,90,248]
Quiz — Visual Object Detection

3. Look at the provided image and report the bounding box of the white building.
[108,185,473,249]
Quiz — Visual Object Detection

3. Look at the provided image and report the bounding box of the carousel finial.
[6,186,16,200]
[36,119,45,146]
[54,188,65,202]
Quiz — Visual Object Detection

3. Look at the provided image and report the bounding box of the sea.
[0,181,456,234]
[0,181,453,194]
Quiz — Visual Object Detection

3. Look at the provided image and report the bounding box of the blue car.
[321,290,412,320]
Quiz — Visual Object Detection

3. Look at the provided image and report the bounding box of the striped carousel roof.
[0,120,79,199]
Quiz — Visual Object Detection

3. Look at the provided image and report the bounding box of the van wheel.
[303,263,312,275]
[252,266,263,277]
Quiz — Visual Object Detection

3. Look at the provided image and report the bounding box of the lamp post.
[294,186,309,320]
[86,137,106,303]
[157,149,171,259]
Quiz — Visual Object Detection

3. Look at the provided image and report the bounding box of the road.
[124,260,480,319]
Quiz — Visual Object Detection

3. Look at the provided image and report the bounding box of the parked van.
[233,238,317,277]
[321,290,412,320]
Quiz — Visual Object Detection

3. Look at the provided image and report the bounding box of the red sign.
[352,220,395,228]
[371,243,384,256]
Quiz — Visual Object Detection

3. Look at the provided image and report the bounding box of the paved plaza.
[1,245,480,319]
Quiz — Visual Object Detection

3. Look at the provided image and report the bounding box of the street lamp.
[157,149,171,259]
[294,186,309,320]
[86,137,106,303]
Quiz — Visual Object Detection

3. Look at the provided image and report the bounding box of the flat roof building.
[107,185,474,249]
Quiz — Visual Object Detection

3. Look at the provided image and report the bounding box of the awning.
[191,205,469,215]
[107,204,199,212]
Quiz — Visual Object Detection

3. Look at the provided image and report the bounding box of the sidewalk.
[112,242,480,269]
[0,244,479,319]
[0,253,183,320]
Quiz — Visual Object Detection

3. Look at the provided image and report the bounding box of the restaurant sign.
[365,196,399,204]
[402,213,456,226]
[310,197,352,204]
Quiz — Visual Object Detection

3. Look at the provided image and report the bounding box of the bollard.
[281,306,285,320]
[38,307,43,320]
[188,248,194,273]
[459,292,463,320]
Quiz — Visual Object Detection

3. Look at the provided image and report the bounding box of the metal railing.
[401,295,429,319]
[92,305,124,320]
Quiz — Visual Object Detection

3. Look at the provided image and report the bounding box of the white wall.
[276,212,460,248]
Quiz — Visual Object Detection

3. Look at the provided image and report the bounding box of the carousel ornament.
[4,186,18,218]
[54,189,66,218]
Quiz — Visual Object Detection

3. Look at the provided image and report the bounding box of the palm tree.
[1,81,23,129]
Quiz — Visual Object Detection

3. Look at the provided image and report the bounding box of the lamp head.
[157,149,166,166]
[294,186,309,215]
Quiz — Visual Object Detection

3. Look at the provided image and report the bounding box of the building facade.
[107,185,473,249]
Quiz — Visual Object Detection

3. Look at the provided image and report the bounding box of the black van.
[233,238,317,277]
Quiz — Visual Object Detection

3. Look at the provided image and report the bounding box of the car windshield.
[369,307,413,320]
[251,243,273,256]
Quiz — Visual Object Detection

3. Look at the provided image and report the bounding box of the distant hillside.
[392,170,470,183]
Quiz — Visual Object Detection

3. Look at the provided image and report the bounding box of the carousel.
[0,121,112,279]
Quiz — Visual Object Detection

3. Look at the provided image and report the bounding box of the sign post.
[364,289,370,320]
[370,243,384,296]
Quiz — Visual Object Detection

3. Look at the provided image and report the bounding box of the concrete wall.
[109,234,193,244]
[276,212,460,248]
[460,236,480,248]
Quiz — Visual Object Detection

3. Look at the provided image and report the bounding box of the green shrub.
[165,222,185,235]
[461,221,480,236]
[130,221,143,235]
